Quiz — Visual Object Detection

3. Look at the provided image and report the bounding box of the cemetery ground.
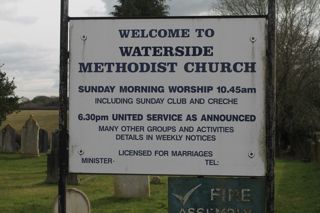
[1,110,320,212]
[0,110,58,137]
[0,154,319,213]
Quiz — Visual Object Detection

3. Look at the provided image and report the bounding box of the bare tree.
[213,0,267,15]
[213,0,320,158]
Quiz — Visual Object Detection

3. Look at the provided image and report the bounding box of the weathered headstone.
[114,175,150,198]
[39,129,49,153]
[311,141,317,162]
[15,133,21,150]
[317,141,320,163]
[21,115,40,156]
[46,131,59,183]
[316,133,320,163]
[303,138,312,162]
[46,130,79,185]
[312,134,318,162]
[150,176,161,185]
[0,128,3,152]
[2,125,19,153]
[53,188,90,213]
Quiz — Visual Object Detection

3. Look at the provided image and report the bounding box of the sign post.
[58,0,69,213]
[266,0,276,212]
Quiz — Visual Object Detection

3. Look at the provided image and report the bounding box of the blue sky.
[0,0,214,99]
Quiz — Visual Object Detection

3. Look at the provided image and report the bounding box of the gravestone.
[0,128,3,152]
[316,133,320,162]
[46,130,79,185]
[114,175,150,198]
[317,141,320,163]
[21,115,40,156]
[39,129,49,153]
[311,141,317,161]
[150,176,161,185]
[2,125,19,153]
[46,131,59,183]
[53,188,90,213]
[15,133,21,151]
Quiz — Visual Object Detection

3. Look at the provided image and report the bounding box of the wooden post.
[267,0,276,212]
[58,0,69,213]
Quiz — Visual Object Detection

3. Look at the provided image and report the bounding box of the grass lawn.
[275,159,320,213]
[1,111,320,212]
[0,154,168,213]
[0,154,319,213]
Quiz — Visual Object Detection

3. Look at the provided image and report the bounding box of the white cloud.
[0,0,38,24]
[0,42,58,98]
[15,78,58,98]
[168,0,214,16]
[0,0,59,98]
[1,0,218,99]
[101,0,118,16]
[69,0,107,17]
[0,43,56,73]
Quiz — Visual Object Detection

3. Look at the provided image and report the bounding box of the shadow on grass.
[92,196,147,205]
[91,196,168,213]
[18,203,50,213]
[91,195,149,208]
[3,202,51,213]
[0,153,46,161]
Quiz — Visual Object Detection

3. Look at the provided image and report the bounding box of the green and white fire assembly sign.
[68,17,266,176]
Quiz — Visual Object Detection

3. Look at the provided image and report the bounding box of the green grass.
[275,159,320,213]
[0,154,319,212]
[0,154,168,213]
[0,154,57,213]
[1,111,320,212]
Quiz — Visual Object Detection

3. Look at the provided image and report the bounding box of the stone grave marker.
[15,133,21,151]
[46,131,59,183]
[317,141,320,162]
[150,176,161,185]
[0,128,3,152]
[21,115,40,156]
[46,130,79,185]
[53,188,90,213]
[114,175,150,198]
[2,125,19,153]
[39,128,49,153]
[311,139,318,162]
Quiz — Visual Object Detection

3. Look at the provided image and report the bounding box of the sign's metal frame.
[58,0,68,212]
[266,1,276,212]
[58,0,276,212]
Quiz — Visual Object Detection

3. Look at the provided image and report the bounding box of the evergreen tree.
[111,0,169,17]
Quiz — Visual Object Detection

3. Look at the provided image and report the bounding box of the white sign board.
[69,17,266,176]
